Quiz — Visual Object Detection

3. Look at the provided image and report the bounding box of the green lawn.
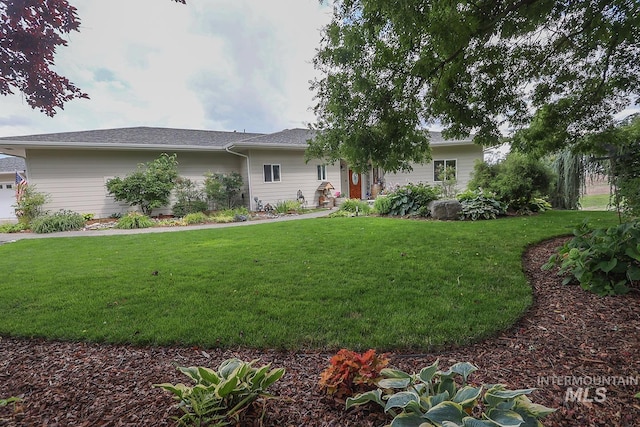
[580,194,612,211]
[0,211,618,351]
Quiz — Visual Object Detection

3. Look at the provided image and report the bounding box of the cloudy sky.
[0,0,333,139]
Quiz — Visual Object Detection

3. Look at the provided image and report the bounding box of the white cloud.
[0,0,332,137]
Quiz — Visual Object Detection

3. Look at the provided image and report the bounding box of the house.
[0,127,483,218]
[0,156,26,221]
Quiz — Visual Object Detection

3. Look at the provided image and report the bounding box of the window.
[5,184,12,189]
[317,165,327,181]
[263,164,281,182]
[434,159,457,182]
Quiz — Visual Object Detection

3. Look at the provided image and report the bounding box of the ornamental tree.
[310,0,640,172]
[0,0,186,116]
[106,153,179,216]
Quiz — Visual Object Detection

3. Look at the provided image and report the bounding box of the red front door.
[348,170,362,199]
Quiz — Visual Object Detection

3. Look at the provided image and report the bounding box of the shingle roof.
[0,156,26,173]
[0,127,265,147]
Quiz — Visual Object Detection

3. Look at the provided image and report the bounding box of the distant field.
[580,193,611,211]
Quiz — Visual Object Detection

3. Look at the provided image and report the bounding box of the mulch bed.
[1,237,639,426]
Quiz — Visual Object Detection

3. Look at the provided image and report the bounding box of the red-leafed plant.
[318,349,389,398]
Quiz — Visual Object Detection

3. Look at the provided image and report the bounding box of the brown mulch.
[1,237,639,426]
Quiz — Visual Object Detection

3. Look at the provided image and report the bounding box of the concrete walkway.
[0,209,334,243]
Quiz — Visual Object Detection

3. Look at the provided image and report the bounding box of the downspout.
[225,146,253,210]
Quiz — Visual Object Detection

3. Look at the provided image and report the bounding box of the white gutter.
[225,146,253,210]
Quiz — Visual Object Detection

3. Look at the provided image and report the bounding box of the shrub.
[154,358,285,427]
[319,349,389,399]
[13,184,48,225]
[338,198,372,215]
[346,359,555,426]
[183,212,209,225]
[469,153,554,212]
[30,210,86,233]
[542,220,640,295]
[274,200,302,214]
[116,212,154,229]
[458,189,506,221]
[385,183,440,216]
[172,177,208,217]
[106,153,179,216]
[204,172,244,210]
[373,195,391,215]
[0,222,29,233]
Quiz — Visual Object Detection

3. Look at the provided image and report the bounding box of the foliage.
[274,200,303,214]
[0,396,21,412]
[30,210,85,234]
[436,165,458,199]
[13,184,48,225]
[154,358,285,427]
[0,222,29,233]
[183,212,209,225]
[373,195,392,215]
[548,149,585,210]
[336,198,372,215]
[82,213,95,221]
[311,0,640,171]
[172,177,208,217]
[469,153,554,212]
[115,212,154,229]
[346,359,555,427]
[318,349,389,398]
[384,183,440,217]
[204,172,244,210]
[0,0,87,116]
[608,115,640,218]
[106,153,179,216]
[543,220,640,296]
[457,190,506,221]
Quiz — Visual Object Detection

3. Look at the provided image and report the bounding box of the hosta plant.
[319,349,389,398]
[542,220,640,295]
[457,190,506,221]
[155,358,285,427]
[346,359,555,427]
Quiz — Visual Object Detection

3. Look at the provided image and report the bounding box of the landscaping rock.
[428,199,462,220]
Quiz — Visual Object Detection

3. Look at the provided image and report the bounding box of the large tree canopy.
[0,0,185,116]
[309,0,640,172]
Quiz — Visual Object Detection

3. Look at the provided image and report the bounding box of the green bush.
[458,190,506,220]
[116,212,154,229]
[155,358,285,427]
[183,212,209,225]
[30,210,86,234]
[274,200,302,214]
[373,195,391,215]
[385,183,440,216]
[172,177,208,217]
[543,220,640,295]
[338,198,372,215]
[347,359,555,426]
[469,153,554,212]
[106,153,179,216]
[13,184,48,225]
[204,172,244,210]
[0,222,29,233]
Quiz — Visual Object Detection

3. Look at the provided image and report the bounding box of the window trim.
[433,159,457,182]
[317,164,327,181]
[263,164,281,183]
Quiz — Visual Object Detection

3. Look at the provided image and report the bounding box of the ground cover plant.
[0,211,618,351]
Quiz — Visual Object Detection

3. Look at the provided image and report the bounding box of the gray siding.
[26,149,242,218]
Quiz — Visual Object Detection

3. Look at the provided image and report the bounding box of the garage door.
[0,182,16,220]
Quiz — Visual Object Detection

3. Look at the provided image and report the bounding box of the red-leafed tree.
[0,0,185,117]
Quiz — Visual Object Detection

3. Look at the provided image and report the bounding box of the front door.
[348,170,361,199]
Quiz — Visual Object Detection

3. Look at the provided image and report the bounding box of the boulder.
[428,199,462,220]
